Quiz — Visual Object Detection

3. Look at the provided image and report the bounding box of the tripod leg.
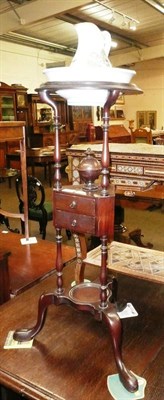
[102,307,138,393]
[13,292,56,342]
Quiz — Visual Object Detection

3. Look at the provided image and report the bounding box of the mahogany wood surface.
[116,184,164,210]
[0,232,76,296]
[0,251,10,304]
[53,186,115,240]
[0,266,163,400]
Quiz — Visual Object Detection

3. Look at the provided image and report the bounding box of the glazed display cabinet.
[0,82,16,122]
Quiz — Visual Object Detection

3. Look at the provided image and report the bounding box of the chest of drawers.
[53,185,115,240]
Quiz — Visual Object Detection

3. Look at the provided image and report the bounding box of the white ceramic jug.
[71,22,112,68]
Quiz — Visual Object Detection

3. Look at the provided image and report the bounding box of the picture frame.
[72,106,92,121]
[115,109,125,119]
[116,94,125,105]
[16,93,27,108]
[109,108,115,119]
[147,111,157,130]
[137,110,157,129]
[137,111,145,128]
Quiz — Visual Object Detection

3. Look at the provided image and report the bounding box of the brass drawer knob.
[69,201,77,209]
[71,219,77,227]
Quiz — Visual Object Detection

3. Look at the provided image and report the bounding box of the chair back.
[131,128,152,144]
[16,175,45,212]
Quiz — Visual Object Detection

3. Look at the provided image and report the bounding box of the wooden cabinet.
[0,122,23,168]
[27,94,68,146]
[12,84,29,126]
[30,132,55,148]
[53,186,114,239]
[0,82,16,122]
[0,85,26,167]
[0,83,29,128]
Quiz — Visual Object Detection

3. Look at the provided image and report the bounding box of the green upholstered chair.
[15,175,53,240]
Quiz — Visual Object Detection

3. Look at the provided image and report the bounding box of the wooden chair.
[131,128,152,144]
[15,175,53,239]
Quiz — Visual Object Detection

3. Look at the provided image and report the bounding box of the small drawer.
[54,210,96,235]
[54,192,96,216]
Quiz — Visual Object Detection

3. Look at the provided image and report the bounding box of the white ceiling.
[0,0,164,66]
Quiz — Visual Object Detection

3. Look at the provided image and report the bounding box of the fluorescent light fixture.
[108,9,114,20]
[95,0,140,29]
[129,20,137,31]
[111,40,118,48]
[121,16,128,27]
[108,10,115,23]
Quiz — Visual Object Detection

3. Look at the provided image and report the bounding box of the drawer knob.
[69,201,77,209]
[71,219,77,227]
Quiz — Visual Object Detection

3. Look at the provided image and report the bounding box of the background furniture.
[0,231,75,302]
[131,128,152,144]
[66,142,164,188]
[84,241,164,285]
[27,93,68,147]
[16,175,53,240]
[0,250,10,304]
[95,124,131,143]
[0,121,29,239]
[66,143,164,246]
[6,147,68,187]
[0,82,17,122]
[0,167,18,188]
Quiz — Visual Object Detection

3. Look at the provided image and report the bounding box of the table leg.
[0,251,11,304]
[48,162,52,187]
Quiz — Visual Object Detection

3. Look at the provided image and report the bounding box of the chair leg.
[42,222,47,240]
[66,229,72,240]
[21,220,25,235]
[39,221,43,234]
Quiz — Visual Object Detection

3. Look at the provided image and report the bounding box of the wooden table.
[0,266,163,400]
[6,147,67,186]
[0,231,76,302]
[66,143,164,245]
[66,143,164,187]
[0,167,18,188]
[84,241,164,284]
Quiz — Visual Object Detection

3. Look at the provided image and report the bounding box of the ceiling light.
[111,40,118,48]
[129,20,137,31]
[121,15,128,27]
[108,10,115,23]
[95,0,139,30]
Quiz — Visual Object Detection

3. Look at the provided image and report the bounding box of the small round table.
[0,167,18,188]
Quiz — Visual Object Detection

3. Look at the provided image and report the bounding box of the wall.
[124,59,164,130]
[0,40,164,129]
[0,40,72,93]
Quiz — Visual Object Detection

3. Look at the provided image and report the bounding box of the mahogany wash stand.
[14,81,142,393]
